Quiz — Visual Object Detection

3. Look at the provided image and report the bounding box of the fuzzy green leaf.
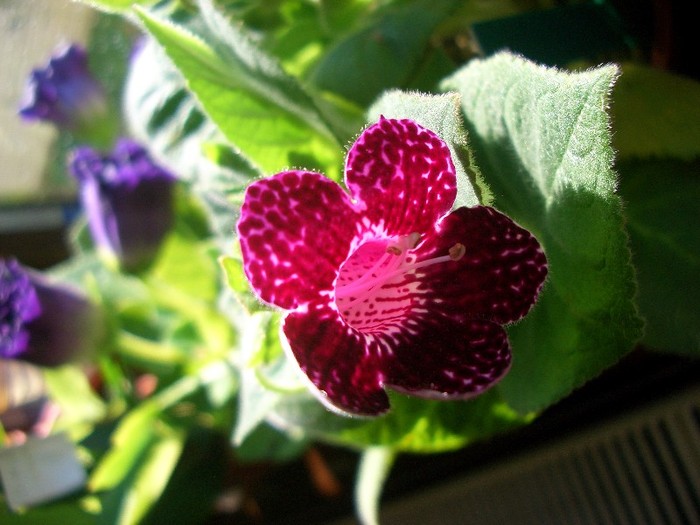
[618,158,700,355]
[612,63,700,161]
[442,52,643,413]
[271,387,529,453]
[135,0,344,179]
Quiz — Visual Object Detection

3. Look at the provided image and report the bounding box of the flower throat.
[335,233,465,332]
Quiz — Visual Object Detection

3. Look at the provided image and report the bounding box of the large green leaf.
[309,0,459,107]
[442,52,643,413]
[135,0,346,179]
[271,388,528,453]
[618,158,700,355]
[611,63,700,161]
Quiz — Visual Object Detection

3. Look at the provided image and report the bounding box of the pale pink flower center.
[334,234,464,333]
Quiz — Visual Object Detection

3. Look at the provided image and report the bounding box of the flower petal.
[345,118,456,236]
[237,171,359,310]
[383,318,511,399]
[283,302,390,416]
[416,206,548,324]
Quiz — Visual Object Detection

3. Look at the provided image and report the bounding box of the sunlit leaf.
[135,0,345,179]
[271,388,529,453]
[88,404,160,492]
[74,0,159,15]
[116,424,185,525]
[442,52,643,413]
[124,37,253,243]
[219,253,267,314]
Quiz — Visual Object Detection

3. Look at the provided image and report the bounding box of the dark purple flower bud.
[69,139,177,271]
[18,43,108,131]
[1,258,104,366]
[1,259,40,359]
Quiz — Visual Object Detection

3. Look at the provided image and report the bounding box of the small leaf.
[43,365,107,441]
[73,0,158,14]
[219,253,267,314]
[355,447,396,525]
[442,52,643,413]
[116,425,185,525]
[232,311,284,445]
[89,404,160,492]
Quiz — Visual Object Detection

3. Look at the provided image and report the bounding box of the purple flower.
[69,139,176,271]
[19,43,107,131]
[236,118,548,416]
[1,258,103,366]
[1,259,40,359]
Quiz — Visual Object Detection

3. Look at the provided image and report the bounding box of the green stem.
[116,331,186,367]
[355,446,397,525]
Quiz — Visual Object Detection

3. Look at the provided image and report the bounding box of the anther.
[449,243,466,261]
[407,232,421,249]
[386,245,402,256]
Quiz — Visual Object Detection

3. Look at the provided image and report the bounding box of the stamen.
[407,232,421,249]
[336,235,465,307]
[385,232,420,256]
[449,243,466,261]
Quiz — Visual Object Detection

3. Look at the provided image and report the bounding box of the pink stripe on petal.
[346,118,456,236]
[415,206,548,325]
[383,318,511,399]
[283,302,390,416]
[237,171,358,310]
[335,237,420,334]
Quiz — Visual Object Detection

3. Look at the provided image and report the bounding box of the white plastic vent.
[374,384,700,525]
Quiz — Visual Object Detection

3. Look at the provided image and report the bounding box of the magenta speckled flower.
[236,118,547,416]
